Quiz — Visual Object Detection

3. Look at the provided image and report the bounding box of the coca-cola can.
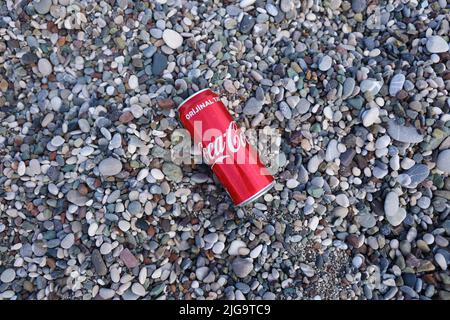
[177,88,275,206]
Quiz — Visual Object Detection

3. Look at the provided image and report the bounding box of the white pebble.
[38,58,52,76]
[435,253,447,271]
[18,161,26,176]
[118,220,131,232]
[228,240,247,256]
[100,242,112,255]
[151,168,164,180]
[250,244,263,258]
[128,75,139,90]
[51,135,65,147]
[362,107,379,127]
[308,216,320,231]
[286,179,299,189]
[240,0,256,8]
[162,29,183,49]
[212,242,225,254]
[88,222,98,237]
[137,168,149,181]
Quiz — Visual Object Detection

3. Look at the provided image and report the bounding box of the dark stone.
[363,38,376,50]
[342,134,357,148]
[239,15,255,34]
[379,224,391,236]
[91,249,107,276]
[67,120,79,131]
[21,52,38,65]
[340,149,356,167]
[347,96,364,109]
[7,39,20,50]
[211,215,224,229]
[354,154,368,169]
[272,63,286,77]
[379,257,389,273]
[346,234,359,248]
[290,131,303,146]
[135,218,149,230]
[370,198,384,216]
[315,254,324,269]
[160,219,171,232]
[402,273,417,288]
[46,166,60,181]
[274,11,285,24]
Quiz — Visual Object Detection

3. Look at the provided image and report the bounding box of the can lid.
[176,88,211,111]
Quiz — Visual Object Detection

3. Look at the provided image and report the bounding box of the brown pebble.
[47,257,56,269]
[147,225,156,237]
[23,280,34,292]
[119,111,134,123]
[301,139,311,151]
[440,51,450,61]
[14,136,23,146]
[150,158,162,169]
[396,90,408,100]
[143,257,152,264]
[422,274,437,285]
[92,72,103,79]
[354,154,368,168]
[346,234,360,247]
[94,178,102,188]
[0,79,9,92]
[57,37,66,46]
[47,22,58,33]
[191,217,199,225]
[78,184,89,195]
[443,71,450,80]
[169,252,178,263]
[193,201,204,211]
[205,250,215,260]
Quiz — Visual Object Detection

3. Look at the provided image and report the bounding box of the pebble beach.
[0,0,449,300]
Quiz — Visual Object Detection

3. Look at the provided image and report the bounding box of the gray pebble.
[232,258,253,278]
[99,157,122,176]
[243,98,263,115]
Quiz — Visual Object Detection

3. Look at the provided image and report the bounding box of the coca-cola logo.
[201,121,248,167]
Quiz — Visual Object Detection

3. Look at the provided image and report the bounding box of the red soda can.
[177,88,274,206]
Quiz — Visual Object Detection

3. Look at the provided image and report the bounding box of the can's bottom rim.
[176,88,211,111]
[236,180,275,207]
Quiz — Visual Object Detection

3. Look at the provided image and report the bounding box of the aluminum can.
[177,88,274,206]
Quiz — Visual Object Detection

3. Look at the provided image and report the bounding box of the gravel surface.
[0,0,449,300]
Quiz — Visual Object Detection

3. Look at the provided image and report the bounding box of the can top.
[176,88,211,111]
